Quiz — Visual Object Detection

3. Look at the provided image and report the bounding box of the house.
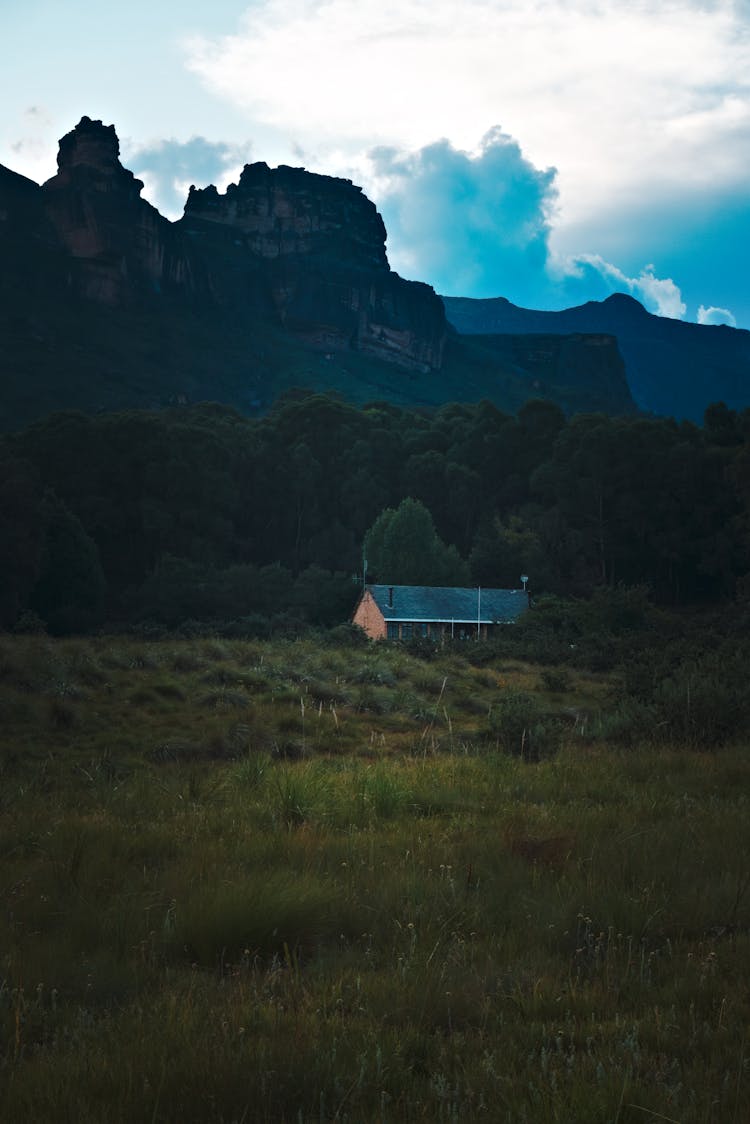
[352,584,529,641]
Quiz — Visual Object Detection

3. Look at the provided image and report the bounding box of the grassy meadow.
[1,632,749,1122]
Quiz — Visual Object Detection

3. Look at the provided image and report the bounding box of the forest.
[1,391,749,638]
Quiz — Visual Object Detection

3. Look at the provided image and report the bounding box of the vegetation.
[3,389,750,1118]
[2,631,749,1122]
[2,392,750,635]
[364,498,469,585]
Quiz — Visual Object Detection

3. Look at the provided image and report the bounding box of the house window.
[401,623,413,639]
[387,622,399,640]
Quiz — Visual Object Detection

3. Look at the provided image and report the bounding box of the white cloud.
[125,135,253,218]
[370,130,556,300]
[697,304,737,327]
[5,103,57,184]
[636,266,688,321]
[564,254,687,318]
[183,0,750,228]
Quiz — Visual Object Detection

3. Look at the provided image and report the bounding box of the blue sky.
[4,0,750,327]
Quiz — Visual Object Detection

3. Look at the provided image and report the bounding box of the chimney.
[388,586,394,608]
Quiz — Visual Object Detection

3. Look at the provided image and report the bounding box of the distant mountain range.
[443,294,750,421]
[3,115,746,430]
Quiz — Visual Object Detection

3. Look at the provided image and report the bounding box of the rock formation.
[0,116,639,428]
[181,162,445,371]
[183,162,389,267]
[41,117,202,304]
[30,117,445,369]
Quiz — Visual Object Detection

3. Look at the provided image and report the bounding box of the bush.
[595,699,660,747]
[403,635,441,660]
[539,667,571,693]
[325,622,369,648]
[653,664,745,747]
[485,687,565,758]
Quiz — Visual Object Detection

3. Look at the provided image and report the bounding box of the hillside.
[443,292,750,421]
[0,117,634,429]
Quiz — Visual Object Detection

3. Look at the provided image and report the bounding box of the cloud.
[370,129,556,301]
[177,1,750,326]
[562,255,687,319]
[183,0,750,227]
[122,124,738,329]
[697,304,737,327]
[4,104,56,184]
[365,130,693,322]
[126,135,252,218]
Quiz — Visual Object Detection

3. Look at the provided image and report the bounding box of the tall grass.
[1,634,749,1121]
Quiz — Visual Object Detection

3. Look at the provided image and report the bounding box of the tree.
[363,497,469,585]
[469,515,552,590]
[0,455,44,627]
[29,491,106,633]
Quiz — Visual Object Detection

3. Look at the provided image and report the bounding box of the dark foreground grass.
[1,635,749,1122]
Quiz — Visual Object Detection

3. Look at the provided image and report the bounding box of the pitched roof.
[367,584,528,624]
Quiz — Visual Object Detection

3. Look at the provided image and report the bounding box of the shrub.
[325,622,369,648]
[653,663,745,747]
[539,667,571,693]
[487,689,541,755]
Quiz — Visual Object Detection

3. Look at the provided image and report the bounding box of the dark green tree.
[469,515,552,590]
[29,491,106,633]
[364,497,470,585]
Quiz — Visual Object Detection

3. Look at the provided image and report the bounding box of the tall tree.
[364,498,469,585]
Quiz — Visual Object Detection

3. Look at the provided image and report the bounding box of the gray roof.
[367,584,528,624]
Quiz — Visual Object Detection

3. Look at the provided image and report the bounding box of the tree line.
[1,392,749,634]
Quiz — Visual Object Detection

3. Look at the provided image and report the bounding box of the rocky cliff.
[183,161,389,267]
[180,161,445,371]
[32,117,445,370]
[0,116,637,428]
[41,117,203,304]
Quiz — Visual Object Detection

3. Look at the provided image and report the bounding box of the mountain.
[0,116,635,429]
[442,293,750,421]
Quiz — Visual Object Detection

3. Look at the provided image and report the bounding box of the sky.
[4,0,750,327]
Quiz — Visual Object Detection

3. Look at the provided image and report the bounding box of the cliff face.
[443,293,750,422]
[444,329,635,417]
[181,162,445,371]
[32,118,444,369]
[0,117,638,428]
[41,117,201,304]
[183,162,388,267]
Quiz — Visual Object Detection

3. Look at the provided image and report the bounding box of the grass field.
[1,634,749,1122]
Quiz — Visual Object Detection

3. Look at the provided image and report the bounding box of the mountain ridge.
[443,292,750,421]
